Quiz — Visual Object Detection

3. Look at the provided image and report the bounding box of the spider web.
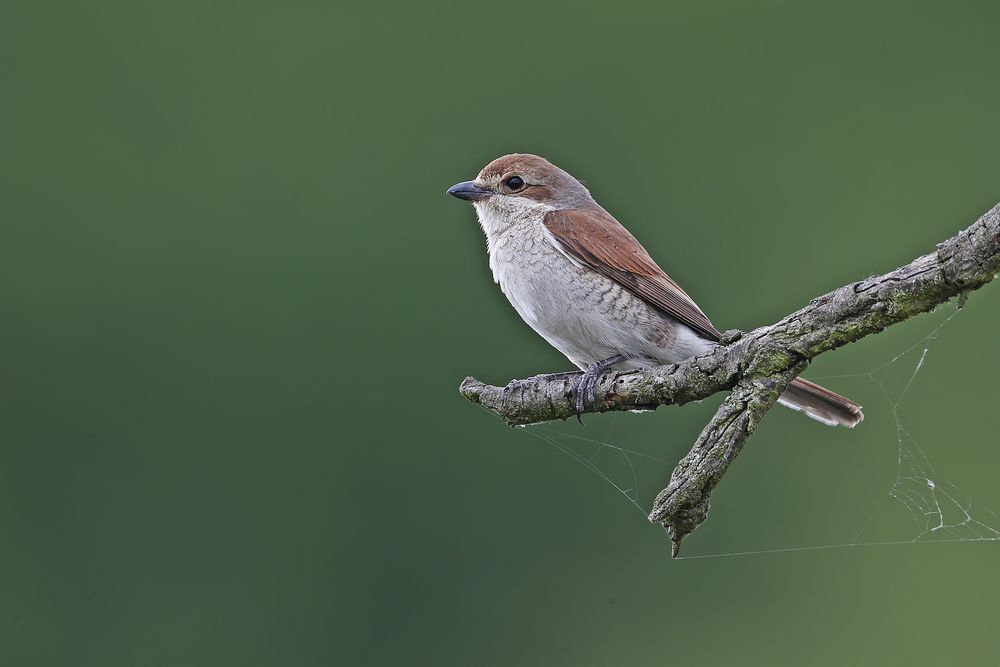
[503,306,1000,559]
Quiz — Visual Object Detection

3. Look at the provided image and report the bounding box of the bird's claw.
[572,363,604,421]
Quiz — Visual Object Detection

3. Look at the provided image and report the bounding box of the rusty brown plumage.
[543,207,721,341]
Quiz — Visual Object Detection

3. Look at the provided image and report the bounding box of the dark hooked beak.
[447,181,492,202]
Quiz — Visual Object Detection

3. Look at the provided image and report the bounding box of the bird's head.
[447,154,594,223]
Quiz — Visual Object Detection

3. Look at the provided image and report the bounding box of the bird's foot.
[571,354,629,422]
[573,365,602,417]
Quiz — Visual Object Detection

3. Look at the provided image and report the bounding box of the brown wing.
[544,207,721,342]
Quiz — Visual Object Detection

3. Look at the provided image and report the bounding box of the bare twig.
[460,203,1000,555]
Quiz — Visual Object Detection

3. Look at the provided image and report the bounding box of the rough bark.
[459,203,1000,556]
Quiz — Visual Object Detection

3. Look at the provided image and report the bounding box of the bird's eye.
[505,176,525,191]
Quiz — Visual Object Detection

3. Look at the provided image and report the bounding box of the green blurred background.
[3,1,1000,664]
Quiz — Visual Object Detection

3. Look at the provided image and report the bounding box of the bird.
[447,153,863,428]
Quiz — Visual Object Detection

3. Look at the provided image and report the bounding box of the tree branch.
[460,203,1000,555]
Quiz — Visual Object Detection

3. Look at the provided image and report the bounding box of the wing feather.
[543,208,721,341]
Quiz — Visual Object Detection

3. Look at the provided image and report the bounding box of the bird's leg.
[573,353,629,419]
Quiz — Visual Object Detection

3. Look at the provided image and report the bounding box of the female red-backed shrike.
[448,153,862,427]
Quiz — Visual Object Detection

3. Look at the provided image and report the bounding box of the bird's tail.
[778,377,864,428]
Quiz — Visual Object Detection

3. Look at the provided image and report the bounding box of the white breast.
[474,202,714,370]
